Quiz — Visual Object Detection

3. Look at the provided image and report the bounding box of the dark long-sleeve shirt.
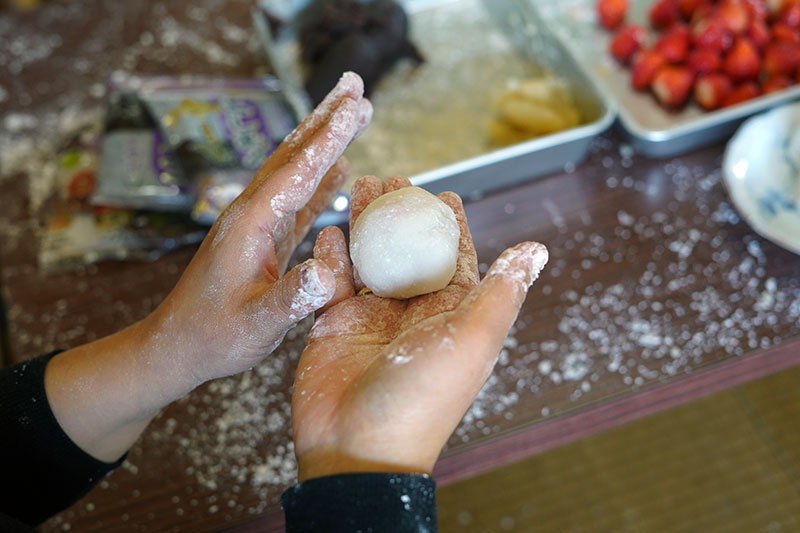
[0,352,437,531]
[0,352,125,530]
[282,472,437,532]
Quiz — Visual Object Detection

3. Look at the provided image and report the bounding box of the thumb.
[459,241,549,319]
[258,258,337,331]
[448,241,549,371]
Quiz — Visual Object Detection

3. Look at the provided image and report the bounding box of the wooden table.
[2,2,799,532]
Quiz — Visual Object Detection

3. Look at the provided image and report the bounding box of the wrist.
[43,318,198,463]
[296,447,433,482]
[133,310,205,405]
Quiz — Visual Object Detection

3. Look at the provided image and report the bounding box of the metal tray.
[533,0,800,158]
[254,0,614,214]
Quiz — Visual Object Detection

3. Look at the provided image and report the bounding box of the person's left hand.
[144,72,373,391]
[291,176,548,481]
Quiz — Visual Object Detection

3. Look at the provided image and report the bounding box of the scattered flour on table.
[7,0,800,522]
[456,136,800,432]
[0,106,103,213]
[142,320,310,516]
[0,0,260,220]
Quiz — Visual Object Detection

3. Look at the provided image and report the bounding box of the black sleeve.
[281,472,437,532]
[0,352,126,526]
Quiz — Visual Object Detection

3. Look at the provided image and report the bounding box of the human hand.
[42,74,371,464]
[145,72,373,391]
[291,177,548,481]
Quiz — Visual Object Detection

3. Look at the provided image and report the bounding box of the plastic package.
[93,73,298,222]
[40,127,206,272]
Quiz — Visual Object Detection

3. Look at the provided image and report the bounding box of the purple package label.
[220,99,296,169]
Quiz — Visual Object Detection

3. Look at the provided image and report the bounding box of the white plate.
[722,103,800,255]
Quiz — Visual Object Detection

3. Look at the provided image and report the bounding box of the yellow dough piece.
[489,75,581,147]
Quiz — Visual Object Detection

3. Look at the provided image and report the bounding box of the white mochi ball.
[350,186,460,299]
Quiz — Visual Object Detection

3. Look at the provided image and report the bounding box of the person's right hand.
[291,177,548,481]
[144,72,372,392]
[44,73,372,463]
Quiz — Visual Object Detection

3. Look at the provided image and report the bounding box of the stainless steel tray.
[254,0,614,214]
[533,0,800,158]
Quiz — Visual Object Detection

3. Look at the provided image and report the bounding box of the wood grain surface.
[1,2,799,532]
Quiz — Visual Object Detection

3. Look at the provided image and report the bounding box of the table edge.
[224,337,800,532]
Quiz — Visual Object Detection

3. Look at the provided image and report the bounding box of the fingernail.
[300,261,329,297]
[527,243,549,284]
[319,72,363,110]
[490,242,549,289]
[338,71,363,94]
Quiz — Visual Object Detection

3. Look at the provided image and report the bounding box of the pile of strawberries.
[596,0,800,109]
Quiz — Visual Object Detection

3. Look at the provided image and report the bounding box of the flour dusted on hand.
[350,187,460,299]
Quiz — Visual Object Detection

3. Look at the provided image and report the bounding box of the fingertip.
[383,176,412,193]
[437,191,463,207]
[314,225,346,257]
[487,241,549,289]
[300,258,337,301]
[437,191,465,218]
[317,73,364,114]
[339,71,365,98]
[352,175,382,194]
[350,175,383,228]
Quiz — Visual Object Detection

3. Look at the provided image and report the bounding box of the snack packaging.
[93,128,192,211]
[40,126,206,272]
[93,73,298,222]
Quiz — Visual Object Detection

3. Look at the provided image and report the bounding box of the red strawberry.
[656,24,691,62]
[650,0,682,28]
[631,49,668,89]
[797,62,800,80]
[678,0,709,19]
[722,81,761,105]
[610,24,647,62]
[694,72,733,109]
[772,21,800,42]
[762,74,795,92]
[723,37,761,80]
[763,41,800,75]
[780,4,800,26]
[597,0,629,29]
[743,0,769,20]
[717,0,752,34]
[652,65,695,106]
[747,19,771,49]
[688,48,722,73]
[692,2,716,23]
[693,18,734,51]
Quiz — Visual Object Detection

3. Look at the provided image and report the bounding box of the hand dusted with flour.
[292,176,548,480]
[148,72,373,386]
[44,73,372,463]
